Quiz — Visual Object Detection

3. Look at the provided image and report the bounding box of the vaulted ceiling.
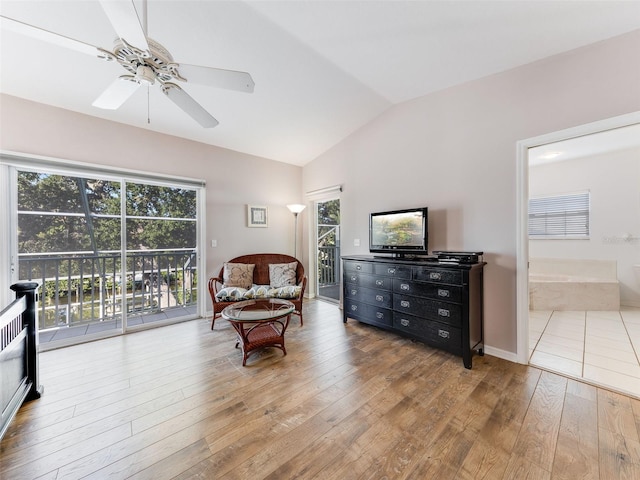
[1,1,639,166]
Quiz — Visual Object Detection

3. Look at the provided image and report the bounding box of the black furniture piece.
[1,282,42,441]
[342,255,485,369]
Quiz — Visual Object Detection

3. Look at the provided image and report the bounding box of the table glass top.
[221,299,295,322]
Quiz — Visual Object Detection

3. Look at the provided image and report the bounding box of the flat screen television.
[369,207,428,257]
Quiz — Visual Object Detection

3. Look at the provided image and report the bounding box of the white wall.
[302,29,640,357]
[0,94,304,310]
[2,29,640,358]
[529,147,640,306]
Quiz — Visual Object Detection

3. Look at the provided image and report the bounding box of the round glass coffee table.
[221,298,295,366]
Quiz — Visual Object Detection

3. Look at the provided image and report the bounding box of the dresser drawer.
[393,279,462,303]
[345,300,393,328]
[413,267,462,285]
[344,271,362,286]
[345,285,392,308]
[345,272,393,290]
[393,312,462,354]
[344,261,374,274]
[393,293,462,326]
[373,263,412,279]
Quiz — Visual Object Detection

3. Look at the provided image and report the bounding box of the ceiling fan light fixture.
[4,0,254,128]
[135,65,155,85]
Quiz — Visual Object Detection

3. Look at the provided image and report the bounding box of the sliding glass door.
[10,164,202,348]
[123,182,198,326]
[17,172,124,341]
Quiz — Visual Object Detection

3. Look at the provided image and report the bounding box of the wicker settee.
[208,253,307,329]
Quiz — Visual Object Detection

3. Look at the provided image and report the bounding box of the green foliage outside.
[18,173,198,254]
[317,199,340,247]
[17,172,199,328]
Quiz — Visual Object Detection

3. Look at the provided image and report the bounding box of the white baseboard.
[483,345,522,364]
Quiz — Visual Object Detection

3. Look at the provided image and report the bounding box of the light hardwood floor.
[2,299,640,479]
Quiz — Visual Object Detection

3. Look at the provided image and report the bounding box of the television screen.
[369,207,428,255]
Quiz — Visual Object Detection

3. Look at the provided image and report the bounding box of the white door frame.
[515,111,640,364]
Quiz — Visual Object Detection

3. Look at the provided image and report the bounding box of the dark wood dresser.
[342,255,485,369]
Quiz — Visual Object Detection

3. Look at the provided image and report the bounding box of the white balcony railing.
[19,249,197,331]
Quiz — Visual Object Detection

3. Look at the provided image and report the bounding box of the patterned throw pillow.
[268,262,298,288]
[215,286,249,301]
[244,285,272,299]
[223,263,255,289]
[268,286,302,299]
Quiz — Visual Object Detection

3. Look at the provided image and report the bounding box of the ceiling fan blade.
[0,16,103,57]
[99,0,149,52]
[178,64,255,93]
[161,83,219,128]
[92,76,141,109]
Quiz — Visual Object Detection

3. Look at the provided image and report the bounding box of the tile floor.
[529,307,640,398]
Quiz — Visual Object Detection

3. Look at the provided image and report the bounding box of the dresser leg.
[463,350,472,369]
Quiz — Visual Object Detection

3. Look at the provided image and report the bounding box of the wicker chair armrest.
[298,275,308,296]
[208,276,225,302]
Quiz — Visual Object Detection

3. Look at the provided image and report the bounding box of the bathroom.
[528,123,640,397]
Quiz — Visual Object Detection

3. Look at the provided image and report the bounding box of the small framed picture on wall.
[247,205,268,227]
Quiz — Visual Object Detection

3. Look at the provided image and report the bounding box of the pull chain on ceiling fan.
[1,0,255,128]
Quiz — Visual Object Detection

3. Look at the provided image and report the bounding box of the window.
[2,153,204,348]
[528,191,590,238]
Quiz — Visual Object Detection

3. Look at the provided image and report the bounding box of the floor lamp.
[287,204,306,259]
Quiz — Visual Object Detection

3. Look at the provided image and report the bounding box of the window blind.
[528,191,590,238]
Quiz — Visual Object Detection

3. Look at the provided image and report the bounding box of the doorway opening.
[316,198,340,303]
[516,112,640,397]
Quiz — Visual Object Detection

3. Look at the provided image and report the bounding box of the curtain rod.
[305,184,342,197]
[0,150,206,187]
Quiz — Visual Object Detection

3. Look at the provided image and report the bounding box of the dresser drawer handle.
[437,289,450,297]
[351,289,357,295]
[375,295,384,302]
[351,275,357,282]
[375,280,383,286]
[438,329,450,339]
[400,318,410,327]
[388,268,396,274]
[400,300,410,308]
[429,272,442,280]
[351,304,358,311]
[376,312,384,319]
[356,265,362,270]
[438,308,450,317]
[400,283,410,291]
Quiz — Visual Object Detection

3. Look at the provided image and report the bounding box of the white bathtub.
[529,258,620,311]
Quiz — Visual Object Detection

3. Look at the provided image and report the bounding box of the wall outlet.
[211,239,217,247]
[354,238,360,247]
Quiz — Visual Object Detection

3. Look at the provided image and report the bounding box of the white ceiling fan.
[0,0,255,128]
